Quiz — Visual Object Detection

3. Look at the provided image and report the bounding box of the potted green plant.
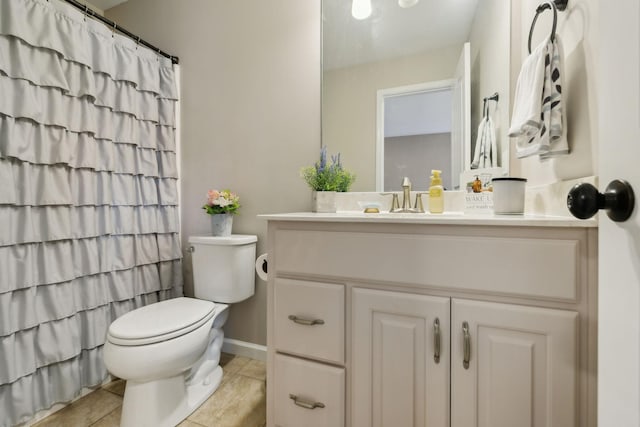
[301,147,355,212]
[202,189,240,236]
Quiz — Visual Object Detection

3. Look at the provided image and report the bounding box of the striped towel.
[510,36,567,159]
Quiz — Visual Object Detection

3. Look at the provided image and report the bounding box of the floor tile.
[219,352,235,368]
[188,375,266,427]
[238,359,266,381]
[219,368,235,387]
[220,355,251,376]
[177,420,207,427]
[89,405,121,427]
[32,355,265,427]
[102,379,125,397]
[32,390,122,427]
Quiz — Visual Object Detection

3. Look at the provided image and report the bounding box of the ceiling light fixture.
[398,0,419,8]
[352,0,372,20]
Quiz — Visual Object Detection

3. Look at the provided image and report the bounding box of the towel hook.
[483,93,499,119]
[528,0,567,54]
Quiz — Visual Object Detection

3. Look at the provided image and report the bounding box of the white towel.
[510,36,568,159]
[471,117,486,169]
[471,116,497,169]
[508,38,548,138]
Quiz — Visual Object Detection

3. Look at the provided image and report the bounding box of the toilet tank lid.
[189,234,257,246]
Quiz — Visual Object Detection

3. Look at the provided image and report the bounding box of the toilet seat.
[107,297,218,346]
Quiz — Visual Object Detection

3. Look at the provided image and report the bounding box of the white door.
[450,299,578,427]
[598,1,640,424]
[351,288,450,427]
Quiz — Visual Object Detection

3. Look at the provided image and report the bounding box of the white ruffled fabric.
[0,0,182,424]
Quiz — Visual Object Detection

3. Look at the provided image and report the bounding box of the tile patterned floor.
[32,354,266,427]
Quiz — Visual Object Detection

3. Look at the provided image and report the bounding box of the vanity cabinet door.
[352,288,450,427]
[451,299,578,427]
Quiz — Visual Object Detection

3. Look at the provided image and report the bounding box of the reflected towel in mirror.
[471,115,497,169]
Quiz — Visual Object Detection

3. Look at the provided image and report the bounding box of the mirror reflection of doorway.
[377,81,459,191]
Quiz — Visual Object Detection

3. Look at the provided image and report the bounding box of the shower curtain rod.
[60,0,179,64]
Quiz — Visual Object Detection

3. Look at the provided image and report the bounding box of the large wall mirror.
[322,0,512,192]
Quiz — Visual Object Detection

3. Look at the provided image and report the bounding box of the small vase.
[312,191,337,213]
[210,213,233,236]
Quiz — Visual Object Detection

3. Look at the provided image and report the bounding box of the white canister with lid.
[491,177,527,214]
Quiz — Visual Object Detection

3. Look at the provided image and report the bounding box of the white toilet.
[103,235,257,427]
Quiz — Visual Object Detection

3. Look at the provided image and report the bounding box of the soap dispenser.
[428,170,444,214]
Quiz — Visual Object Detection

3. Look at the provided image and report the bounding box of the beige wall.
[107,0,321,346]
[322,46,461,191]
[510,0,599,185]
[86,2,105,15]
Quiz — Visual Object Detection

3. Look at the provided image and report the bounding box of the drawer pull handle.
[288,315,325,326]
[433,318,441,364]
[463,321,471,370]
[289,394,325,410]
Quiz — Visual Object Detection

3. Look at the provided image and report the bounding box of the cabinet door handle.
[289,394,325,410]
[433,318,441,364]
[462,321,471,370]
[288,315,325,326]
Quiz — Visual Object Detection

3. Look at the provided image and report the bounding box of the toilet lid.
[108,297,216,346]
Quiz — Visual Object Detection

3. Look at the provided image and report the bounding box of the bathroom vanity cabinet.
[262,214,597,427]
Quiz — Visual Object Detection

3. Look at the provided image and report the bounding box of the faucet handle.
[414,192,429,213]
[381,193,400,212]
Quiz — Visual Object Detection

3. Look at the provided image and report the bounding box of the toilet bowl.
[103,235,257,427]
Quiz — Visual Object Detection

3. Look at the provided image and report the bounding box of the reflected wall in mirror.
[378,80,457,191]
[322,0,511,192]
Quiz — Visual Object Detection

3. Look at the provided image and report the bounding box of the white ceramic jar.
[492,177,527,214]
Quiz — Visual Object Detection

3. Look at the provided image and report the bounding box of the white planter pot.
[312,191,337,213]
[210,213,233,236]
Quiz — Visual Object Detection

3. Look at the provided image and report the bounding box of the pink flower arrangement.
[203,189,240,215]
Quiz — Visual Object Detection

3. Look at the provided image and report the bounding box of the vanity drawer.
[274,353,345,427]
[274,278,344,364]
[274,228,584,302]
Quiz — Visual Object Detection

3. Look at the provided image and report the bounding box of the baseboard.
[222,338,267,362]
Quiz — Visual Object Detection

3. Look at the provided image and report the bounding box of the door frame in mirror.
[376,79,457,192]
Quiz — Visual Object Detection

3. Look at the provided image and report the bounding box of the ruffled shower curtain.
[0,0,182,424]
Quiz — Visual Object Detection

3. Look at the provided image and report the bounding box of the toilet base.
[120,365,224,427]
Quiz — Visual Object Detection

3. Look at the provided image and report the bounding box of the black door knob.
[567,180,635,222]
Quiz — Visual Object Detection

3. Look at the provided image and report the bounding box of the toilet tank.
[188,235,257,303]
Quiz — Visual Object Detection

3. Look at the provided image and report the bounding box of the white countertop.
[258,212,598,228]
